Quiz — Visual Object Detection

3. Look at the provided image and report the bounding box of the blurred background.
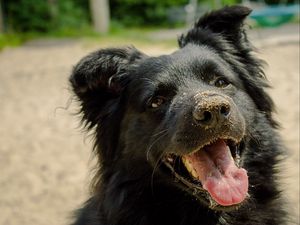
[0,0,299,225]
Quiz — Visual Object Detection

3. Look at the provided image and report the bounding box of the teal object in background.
[250,4,300,27]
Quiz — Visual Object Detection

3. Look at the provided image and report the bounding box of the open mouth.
[162,138,248,210]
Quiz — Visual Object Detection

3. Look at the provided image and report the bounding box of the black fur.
[69,6,287,225]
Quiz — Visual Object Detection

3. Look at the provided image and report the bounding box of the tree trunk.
[0,0,4,33]
[90,0,110,34]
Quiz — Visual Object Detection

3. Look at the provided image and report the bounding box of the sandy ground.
[0,30,299,225]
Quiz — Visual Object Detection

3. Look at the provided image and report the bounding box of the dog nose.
[193,95,231,128]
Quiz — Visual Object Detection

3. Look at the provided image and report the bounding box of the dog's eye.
[149,96,165,108]
[214,77,230,88]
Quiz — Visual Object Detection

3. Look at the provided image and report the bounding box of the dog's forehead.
[170,44,217,62]
[136,44,235,82]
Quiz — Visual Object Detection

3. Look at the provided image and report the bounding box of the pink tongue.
[183,140,248,206]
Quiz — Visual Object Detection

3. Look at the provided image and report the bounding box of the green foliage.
[3,0,90,33]
[0,33,23,50]
[54,1,90,31]
[5,0,52,32]
[2,0,245,33]
[207,0,241,9]
[109,0,243,27]
[222,0,241,5]
[110,0,188,27]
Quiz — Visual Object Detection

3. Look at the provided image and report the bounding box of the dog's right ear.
[70,47,145,127]
[178,6,252,47]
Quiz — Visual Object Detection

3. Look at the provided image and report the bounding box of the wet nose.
[193,95,231,128]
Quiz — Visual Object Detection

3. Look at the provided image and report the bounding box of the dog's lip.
[162,137,247,210]
[165,137,242,164]
[187,137,241,159]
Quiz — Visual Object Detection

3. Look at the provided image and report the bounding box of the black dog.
[70,6,287,225]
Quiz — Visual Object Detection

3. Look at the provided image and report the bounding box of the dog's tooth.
[235,155,241,167]
[167,155,173,163]
[182,157,199,179]
[191,169,198,179]
[182,157,190,169]
[230,152,234,161]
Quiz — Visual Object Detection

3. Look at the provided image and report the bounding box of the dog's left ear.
[179,5,252,46]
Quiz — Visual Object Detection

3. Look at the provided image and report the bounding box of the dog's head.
[70,6,275,211]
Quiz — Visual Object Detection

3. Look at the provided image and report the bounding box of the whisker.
[150,151,165,196]
[146,130,169,162]
[151,128,169,138]
[145,130,170,197]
